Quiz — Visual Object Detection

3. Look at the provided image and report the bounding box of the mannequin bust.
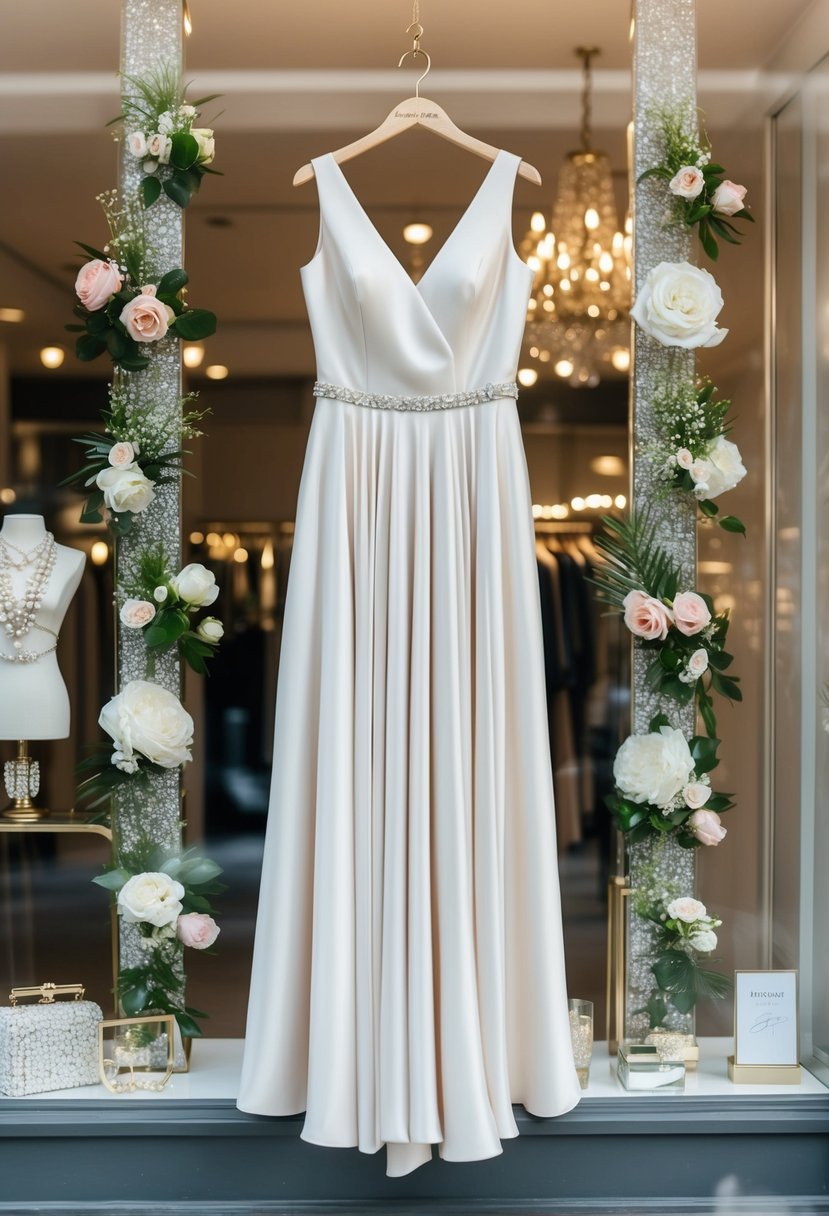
[0,514,86,740]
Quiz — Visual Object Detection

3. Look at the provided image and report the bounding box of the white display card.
[734,970,799,1066]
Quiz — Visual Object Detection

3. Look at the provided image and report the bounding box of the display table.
[1,1037,828,1214]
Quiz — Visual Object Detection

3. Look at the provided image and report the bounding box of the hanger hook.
[398,19,431,98]
[397,46,431,98]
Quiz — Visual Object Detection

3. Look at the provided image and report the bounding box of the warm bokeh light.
[611,346,631,372]
[40,346,64,369]
[90,540,109,566]
[206,364,229,380]
[614,494,627,509]
[591,455,626,477]
[0,308,24,323]
[261,540,275,569]
[0,488,17,504]
[554,359,574,378]
[530,211,547,233]
[403,222,433,245]
[517,367,538,387]
[189,531,205,545]
[183,344,205,368]
[233,547,249,563]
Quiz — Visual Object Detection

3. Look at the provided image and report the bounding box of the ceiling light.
[183,344,205,368]
[40,346,65,369]
[517,367,538,387]
[614,494,627,509]
[554,359,574,379]
[261,540,275,570]
[0,488,16,505]
[206,364,229,380]
[0,308,24,323]
[403,222,433,245]
[530,212,547,233]
[698,561,733,575]
[233,547,249,563]
[591,455,626,477]
[189,531,205,545]
[571,497,585,511]
[611,346,631,372]
[90,541,109,566]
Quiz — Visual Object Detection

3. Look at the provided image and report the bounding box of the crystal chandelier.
[520,47,632,388]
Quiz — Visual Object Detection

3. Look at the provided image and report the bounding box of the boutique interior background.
[0,0,824,1046]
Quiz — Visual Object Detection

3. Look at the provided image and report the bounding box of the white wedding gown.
[238,149,581,1174]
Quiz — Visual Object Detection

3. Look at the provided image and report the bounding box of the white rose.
[108,441,136,469]
[669,165,705,200]
[197,616,224,643]
[120,598,156,629]
[96,465,155,515]
[711,180,747,217]
[666,896,708,923]
[179,103,196,118]
[682,780,711,809]
[689,459,712,486]
[99,679,194,770]
[157,111,174,134]
[676,448,693,470]
[153,586,168,603]
[117,871,185,928]
[631,261,728,350]
[171,562,219,607]
[689,928,718,953]
[701,435,747,499]
[127,131,148,158]
[613,726,694,810]
[146,132,172,164]
[191,127,215,164]
[686,649,709,680]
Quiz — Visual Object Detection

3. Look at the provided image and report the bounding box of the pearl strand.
[0,533,57,657]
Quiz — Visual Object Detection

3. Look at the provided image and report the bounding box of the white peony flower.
[666,896,707,923]
[99,680,194,771]
[613,726,695,810]
[171,563,219,608]
[689,928,718,953]
[669,166,705,200]
[631,261,728,350]
[120,598,156,629]
[191,127,215,164]
[701,435,747,499]
[197,616,224,643]
[127,132,148,158]
[117,871,185,928]
[96,464,155,515]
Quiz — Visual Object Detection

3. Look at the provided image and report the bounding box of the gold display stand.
[728,1058,802,1085]
[2,740,51,823]
[606,875,629,1054]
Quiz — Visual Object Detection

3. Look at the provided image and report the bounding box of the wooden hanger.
[293,18,541,188]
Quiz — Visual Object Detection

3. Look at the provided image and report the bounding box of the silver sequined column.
[627,0,697,1038]
[115,0,184,982]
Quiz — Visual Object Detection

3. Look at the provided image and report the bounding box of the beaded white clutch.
[0,982,103,1097]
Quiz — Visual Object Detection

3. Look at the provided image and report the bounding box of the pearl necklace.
[0,533,58,662]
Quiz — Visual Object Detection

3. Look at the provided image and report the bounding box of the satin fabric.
[237,149,581,1174]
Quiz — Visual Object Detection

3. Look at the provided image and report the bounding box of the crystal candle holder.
[568,998,594,1090]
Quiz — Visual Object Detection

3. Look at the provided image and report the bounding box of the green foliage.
[590,510,680,610]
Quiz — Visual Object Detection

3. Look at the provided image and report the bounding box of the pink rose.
[711,181,747,217]
[176,912,220,950]
[120,292,174,343]
[108,441,136,469]
[682,781,711,809]
[688,808,727,846]
[75,258,123,311]
[676,448,693,470]
[672,591,711,636]
[623,589,674,641]
[669,165,704,200]
[119,598,156,629]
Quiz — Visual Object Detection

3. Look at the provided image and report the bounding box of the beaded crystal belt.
[313,381,519,413]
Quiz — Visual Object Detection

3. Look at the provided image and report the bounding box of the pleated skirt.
[237,396,580,1175]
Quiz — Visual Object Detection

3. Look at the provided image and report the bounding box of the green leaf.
[648,712,672,733]
[106,328,130,359]
[697,687,718,739]
[174,1010,203,1039]
[711,671,743,702]
[120,980,151,1017]
[659,648,682,672]
[91,868,131,891]
[141,175,162,209]
[707,649,734,671]
[75,241,110,262]
[117,354,151,372]
[172,308,217,340]
[178,856,223,885]
[170,132,200,170]
[75,333,107,362]
[690,734,720,774]
[85,309,112,337]
[646,995,669,1028]
[698,219,719,261]
[698,498,719,518]
[156,268,189,298]
[144,609,189,648]
[162,174,193,209]
[719,515,746,535]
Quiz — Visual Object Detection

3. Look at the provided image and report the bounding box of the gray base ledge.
[1,1096,828,1214]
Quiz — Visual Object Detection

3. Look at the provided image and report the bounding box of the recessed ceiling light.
[0,308,24,323]
[205,364,229,380]
[40,346,65,369]
[403,222,433,245]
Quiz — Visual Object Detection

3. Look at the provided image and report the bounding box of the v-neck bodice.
[300,150,533,396]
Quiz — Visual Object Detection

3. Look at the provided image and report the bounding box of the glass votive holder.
[568,998,594,1090]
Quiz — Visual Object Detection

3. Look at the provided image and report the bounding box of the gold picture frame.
[98,1013,176,1094]
[728,969,801,1085]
